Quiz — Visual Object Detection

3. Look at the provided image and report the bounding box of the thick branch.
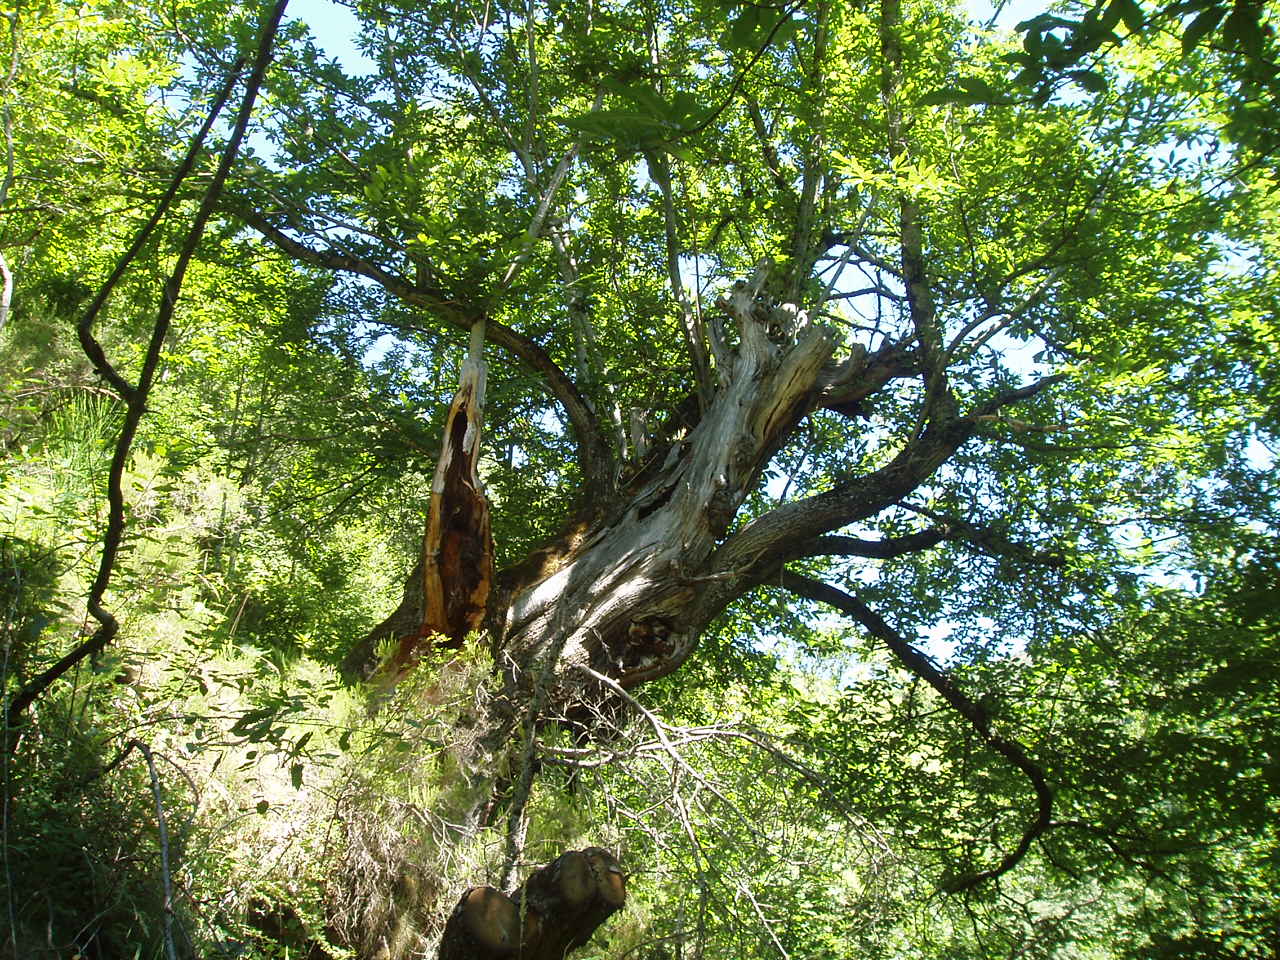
[818,340,915,418]
[707,412,975,590]
[780,572,1052,891]
[706,373,1065,621]
[238,210,616,496]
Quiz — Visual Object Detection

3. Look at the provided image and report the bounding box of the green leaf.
[601,78,672,120]
[772,17,801,46]
[290,762,304,789]
[289,730,313,757]
[255,799,270,815]
[559,110,669,144]
[230,706,275,736]
[958,77,999,98]
[724,6,763,50]
[1182,7,1226,53]
[919,78,999,106]
[1222,7,1264,59]
[1067,69,1108,92]
[1109,0,1145,32]
[919,87,976,106]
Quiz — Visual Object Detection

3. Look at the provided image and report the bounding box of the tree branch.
[238,210,617,496]
[779,572,1052,891]
[901,504,1067,569]
[706,412,975,592]
[785,529,948,561]
[6,0,290,730]
[74,59,247,401]
[646,148,712,406]
[705,368,1066,610]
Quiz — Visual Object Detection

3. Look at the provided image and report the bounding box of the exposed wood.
[385,323,495,679]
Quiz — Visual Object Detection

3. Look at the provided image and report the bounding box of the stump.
[439,848,626,960]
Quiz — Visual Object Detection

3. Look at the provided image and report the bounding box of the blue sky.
[285,0,1054,72]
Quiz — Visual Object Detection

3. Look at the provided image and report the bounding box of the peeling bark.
[348,269,932,705]
[342,263,1056,771]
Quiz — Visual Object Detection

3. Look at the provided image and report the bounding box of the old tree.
[3,0,1278,955]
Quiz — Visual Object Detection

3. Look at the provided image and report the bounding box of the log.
[439,848,625,960]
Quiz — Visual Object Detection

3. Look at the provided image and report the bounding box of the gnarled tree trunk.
[344,266,955,745]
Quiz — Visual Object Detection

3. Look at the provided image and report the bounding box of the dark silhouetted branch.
[6,0,290,731]
[780,571,1052,891]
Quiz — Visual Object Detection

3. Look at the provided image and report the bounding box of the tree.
[226,0,1271,867]
[3,0,1277,954]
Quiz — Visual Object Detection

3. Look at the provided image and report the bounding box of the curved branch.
[679,1,807,139]
[779,572,1052,891]
[707,412,976,590]
[710,369,1068,593]
[238,210,616,495]
[76,59,248,400]
[6,0,290,731]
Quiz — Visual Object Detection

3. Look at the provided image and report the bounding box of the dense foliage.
[1,0,1277,956]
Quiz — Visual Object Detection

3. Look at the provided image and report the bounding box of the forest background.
[1,0,1278,956]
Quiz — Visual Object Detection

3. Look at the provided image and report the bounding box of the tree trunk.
[347,270,874,712]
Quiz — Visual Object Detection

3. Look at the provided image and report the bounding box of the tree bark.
[347,267,877,698]
[438,848,625,960]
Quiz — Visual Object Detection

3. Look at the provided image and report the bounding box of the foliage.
[1,0,1278,956]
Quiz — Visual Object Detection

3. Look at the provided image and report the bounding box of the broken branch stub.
[389,341,495,675]
[439,848,626,960]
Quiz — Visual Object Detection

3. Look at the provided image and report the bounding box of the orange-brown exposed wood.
[390,323,494,675]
